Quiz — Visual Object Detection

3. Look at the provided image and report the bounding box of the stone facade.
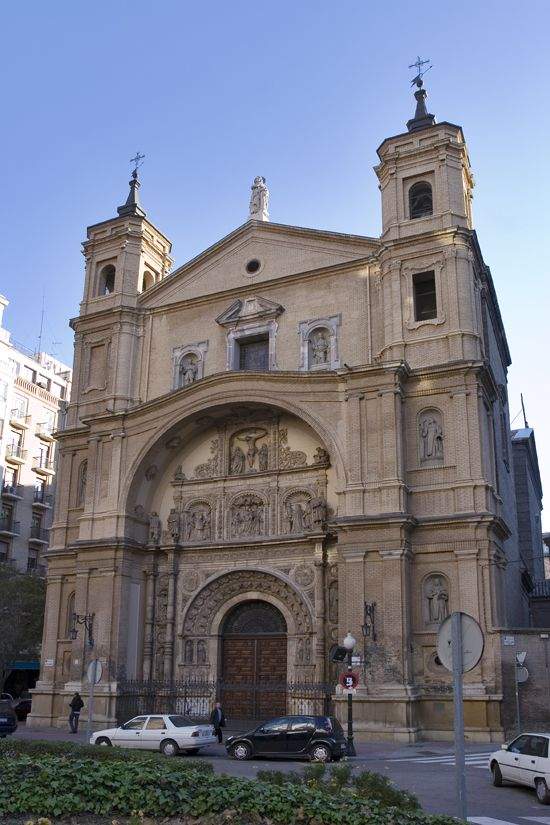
[29,93,523,741]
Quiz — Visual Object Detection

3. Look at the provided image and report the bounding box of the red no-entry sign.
[339,671,359,690]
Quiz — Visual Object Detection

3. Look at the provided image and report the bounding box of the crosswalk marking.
[467,816,550,825]
[521,819,550,825]
[389,752,492,769]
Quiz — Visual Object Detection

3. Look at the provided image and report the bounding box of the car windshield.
[168,715,196,727]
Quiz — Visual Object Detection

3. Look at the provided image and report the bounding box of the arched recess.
[179,568,315,686]
[122,393,346,519]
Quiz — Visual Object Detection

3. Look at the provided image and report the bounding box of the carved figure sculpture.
[425,576,449,624]
[419,413,444,462]
[148,511,161,544]
[230,445,246,475]
[313,446,330,465]
[296,638,304,664]
[231,495,264,537]
[167,508,181,544]
[184,640,194,663]
[174,464,186,482]
[310,329,330,366]
[287,500,305,534]
[180,354,198,386]
[194,509,211,542]
[304,637,311,664]
[258,443,269,471]
[306,496,327,531]
[197,640,207,664]
[249,175,269,221]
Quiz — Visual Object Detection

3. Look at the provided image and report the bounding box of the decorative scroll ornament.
[194,439,220,478]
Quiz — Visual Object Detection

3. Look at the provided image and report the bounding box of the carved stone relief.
[285,492,311,534]
[145,464,158,481]
[423,574,449,626]
[293,564,315,588]
[419,410,444,463]
[194,439,220,478]
[166,508,181,544]
[279,428,307,469]
[183,570,312,636]
[182,569,200,594]
[328,580,338,624]
[230,494,265,538]
[229,428,269,474]
[148,512,161,544]
[196,639,207,664]
[184,503,211,542]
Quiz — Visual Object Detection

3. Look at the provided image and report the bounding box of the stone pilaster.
[142,570,156,680]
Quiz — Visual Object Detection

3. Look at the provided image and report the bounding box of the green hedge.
[0,753,460,825]
[0,738,213,769]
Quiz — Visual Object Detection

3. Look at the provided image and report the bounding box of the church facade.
[29,86,520,741]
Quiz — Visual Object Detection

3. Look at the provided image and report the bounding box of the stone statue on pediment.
[249,176,269,221]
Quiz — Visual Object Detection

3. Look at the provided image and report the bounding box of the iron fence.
[116,677,334,726]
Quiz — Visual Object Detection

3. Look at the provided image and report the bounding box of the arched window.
[97,264,116,296]
[141,270,154,292]
[409,182,433,219]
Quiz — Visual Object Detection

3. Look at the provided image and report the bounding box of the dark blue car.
[0,700,17,737]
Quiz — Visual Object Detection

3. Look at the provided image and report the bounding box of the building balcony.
[9,410,30,429]
[32,456,55,476]
[33,489,53,508]
[36,422,55,441]
[5,444,28,464]
[29,525,49,544]
[0,517,21,537]
[2,482,23,499]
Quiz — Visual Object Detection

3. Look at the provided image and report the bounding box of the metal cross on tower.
[409,56,433,87]
[130,151,145,173]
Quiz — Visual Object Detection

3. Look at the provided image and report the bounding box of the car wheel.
[310,744,332,763]
[231,742,252,761]
[491,761,503,787]
[95,737,112,747]
[160,739,179,757]
[536,779,550,805]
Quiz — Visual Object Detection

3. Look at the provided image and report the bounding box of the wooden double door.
[221,635,287,720]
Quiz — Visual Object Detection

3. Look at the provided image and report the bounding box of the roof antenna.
[520,393,529,428]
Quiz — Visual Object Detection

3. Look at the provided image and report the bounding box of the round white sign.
[516,665,529,684]
[436,612,484,673]
[87,659,103,685]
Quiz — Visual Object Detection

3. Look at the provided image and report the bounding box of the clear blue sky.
[1,1,548,525]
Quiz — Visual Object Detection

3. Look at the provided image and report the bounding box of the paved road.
[13,725,549,824]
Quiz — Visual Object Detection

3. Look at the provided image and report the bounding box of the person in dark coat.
[69,691,84,733]
[209,701,226,743]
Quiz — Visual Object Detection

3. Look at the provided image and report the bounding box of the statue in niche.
[186,507,211,542]
[197,640,207,664]
[148,512,161,544]
[231,495,264,537]
[310,329,330,366]
[304,637,311,664]
[76,460,87,507]
[296,638,304,664]
[258,443,269,471]
[286,499,306,534]
[249,175,269,221]
[184,640,194,663]
[305,496,327,531]
[313,446,330,465]
[425,576,449,624]
[419,413,444,462]
[174,464,186,482]
[230,445,246,475]
[167,508,181,544]
[179,354,198,386]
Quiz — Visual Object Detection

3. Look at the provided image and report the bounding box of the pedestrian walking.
[209,701,226,743]
[68,691,84,733]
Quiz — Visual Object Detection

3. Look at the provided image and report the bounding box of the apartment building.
[0,295,72,573]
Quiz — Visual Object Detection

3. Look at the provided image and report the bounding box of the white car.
[489,732,550,804]
[90,713,217,757]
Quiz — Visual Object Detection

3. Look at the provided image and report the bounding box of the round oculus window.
[245,259,261,274]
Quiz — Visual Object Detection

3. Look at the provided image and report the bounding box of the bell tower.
[375,71,474,241]
[70,161,173,421]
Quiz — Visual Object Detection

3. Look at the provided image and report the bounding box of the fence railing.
[116,678,334,726]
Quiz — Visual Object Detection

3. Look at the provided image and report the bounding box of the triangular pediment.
[139,220,379,309]
[216,295,284,326]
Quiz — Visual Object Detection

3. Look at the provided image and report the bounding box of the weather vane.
[129,152,145,175]
[409,56,433,88]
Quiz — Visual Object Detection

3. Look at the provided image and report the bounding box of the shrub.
[255,769,303,785]
[353,770,420,810]
[0,752,457,825]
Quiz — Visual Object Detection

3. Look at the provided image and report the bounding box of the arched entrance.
[221,600,287,720]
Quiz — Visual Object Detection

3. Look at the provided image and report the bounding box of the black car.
[0,700,17,738]
[226,715,347,762]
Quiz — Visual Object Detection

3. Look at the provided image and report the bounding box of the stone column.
[163,552,177,680]
[313,542,326,681]
[142,570,156,680]
[378,546,413,691]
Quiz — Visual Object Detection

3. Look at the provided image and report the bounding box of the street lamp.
[69,613,95,649]
[343,631,356,756]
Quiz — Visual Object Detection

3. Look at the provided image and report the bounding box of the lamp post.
[343,631,356,756]
[69,613,96,742]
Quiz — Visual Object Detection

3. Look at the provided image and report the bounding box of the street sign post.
[339,671,359,692]
[437,612,484,822]
[85,659,102,743]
